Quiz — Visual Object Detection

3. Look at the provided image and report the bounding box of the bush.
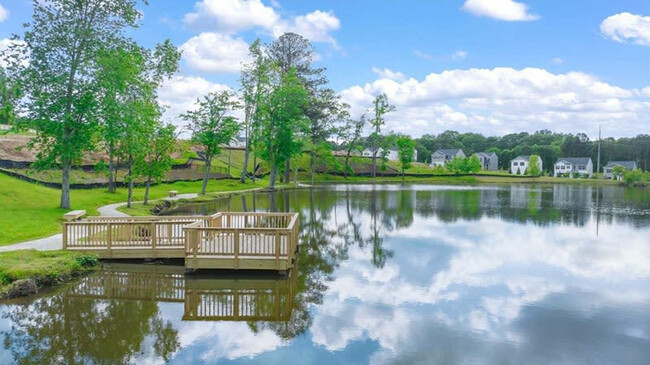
[622,169,647,186]
[74,253,99,268]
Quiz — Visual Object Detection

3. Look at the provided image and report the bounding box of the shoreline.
[0,250,99,301]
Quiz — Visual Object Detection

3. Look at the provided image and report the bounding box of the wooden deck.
[66,264,296,321]
[63,212,299,271]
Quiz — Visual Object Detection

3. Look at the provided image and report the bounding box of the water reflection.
[1,184,649,364]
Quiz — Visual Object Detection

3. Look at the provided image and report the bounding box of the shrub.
[74,254,99,268]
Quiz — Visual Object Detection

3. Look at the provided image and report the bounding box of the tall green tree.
[396,135,415,179]
[528,154,541,176]
[305,89,346,184]
[96,44,142,193]
[240,39,272,183]
[339,115,366,177]
[17,0,146,209]
[258,68,308,190]
[135,123,176,205]
[267,33,323,183]
[0,65,21,126]
[369,94,395,178]
[96,40,179,194]
[181,91,241,195]
[468,154,482,173]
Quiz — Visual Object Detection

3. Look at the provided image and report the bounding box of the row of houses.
[359,148,418,162]
[430,149,499,171]
[430,149,638,178]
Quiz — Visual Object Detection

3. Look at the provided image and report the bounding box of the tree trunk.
[344,150,351,178]
[127,161,134,208]
[60,159,72,209]
[107,145,116,193]
[310,151,315,185]
[269,164,277,190]
[372,152,377,178]
[228,149,232,176]
[144,176,151,205]
[202,158,211,195]
[284,160,291,183]
[252,154,257,182]
[241,141,250,183]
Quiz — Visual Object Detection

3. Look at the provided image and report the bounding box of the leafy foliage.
[396,135,415,177]
[258,68,309,189]
[528,155,541,176]
[181,91,241,195]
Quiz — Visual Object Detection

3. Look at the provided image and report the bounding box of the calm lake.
[1,184,650,364]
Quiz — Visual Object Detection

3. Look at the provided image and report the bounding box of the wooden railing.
[63,212,299,271]
[184,212,299,271]
[64,214,220,250]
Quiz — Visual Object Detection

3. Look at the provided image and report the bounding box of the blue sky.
[2,0,650,138]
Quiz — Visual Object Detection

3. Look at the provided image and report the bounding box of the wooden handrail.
[63,212,300,271]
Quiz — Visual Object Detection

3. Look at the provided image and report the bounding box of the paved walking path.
[0,193,198,252]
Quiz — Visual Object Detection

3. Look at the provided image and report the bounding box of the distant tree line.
[411,130,650,172]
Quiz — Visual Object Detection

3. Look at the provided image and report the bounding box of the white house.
[510,155,542,175]
[553,157,593,178]
[363,148,417,162]
[430,149,465,167]
[473,152,499,171]
[603,161,637,180]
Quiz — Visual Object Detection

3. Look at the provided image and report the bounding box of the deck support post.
[107,223,112,259]
[151,222,157,258]
[234,229,240,269]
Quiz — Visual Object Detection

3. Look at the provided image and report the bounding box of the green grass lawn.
[0,173,268,245]
[0,250,99,299]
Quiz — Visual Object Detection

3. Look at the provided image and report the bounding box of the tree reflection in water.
[2,290,179,364]
[2,184,648,363]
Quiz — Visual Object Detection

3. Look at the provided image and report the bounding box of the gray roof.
[556,157,592,165]
[604,161,637,169]
[513,155,531,161]
[474,152,497,158]
[434,149,463,156]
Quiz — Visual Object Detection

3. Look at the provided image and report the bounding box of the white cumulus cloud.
[0,4,8,22]
[184,0,340,47]
[462,0,539,21]
[339,67,649,137]
[180,33,251,74]
[158,75,233,129]
[600,12,650,46]
[184,0,279,33]
[272,10,341,48]
[372,67,406,81]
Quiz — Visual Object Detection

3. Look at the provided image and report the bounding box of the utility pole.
[597,125,602,178]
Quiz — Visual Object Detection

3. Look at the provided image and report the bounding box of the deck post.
[275,231,281,270]
[151,222,157,258]
[234,229,240,269]
[193,229,198,269]
[107,223,112,259]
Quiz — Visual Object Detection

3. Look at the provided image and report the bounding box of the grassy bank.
[117,181,270,216]
[303,172,621,185]
[0,250,99,300]
[0,172,267,245]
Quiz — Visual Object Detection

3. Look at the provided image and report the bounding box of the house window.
[513,162,518,166]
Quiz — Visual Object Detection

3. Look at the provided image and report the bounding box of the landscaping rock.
[6,279,39,299]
